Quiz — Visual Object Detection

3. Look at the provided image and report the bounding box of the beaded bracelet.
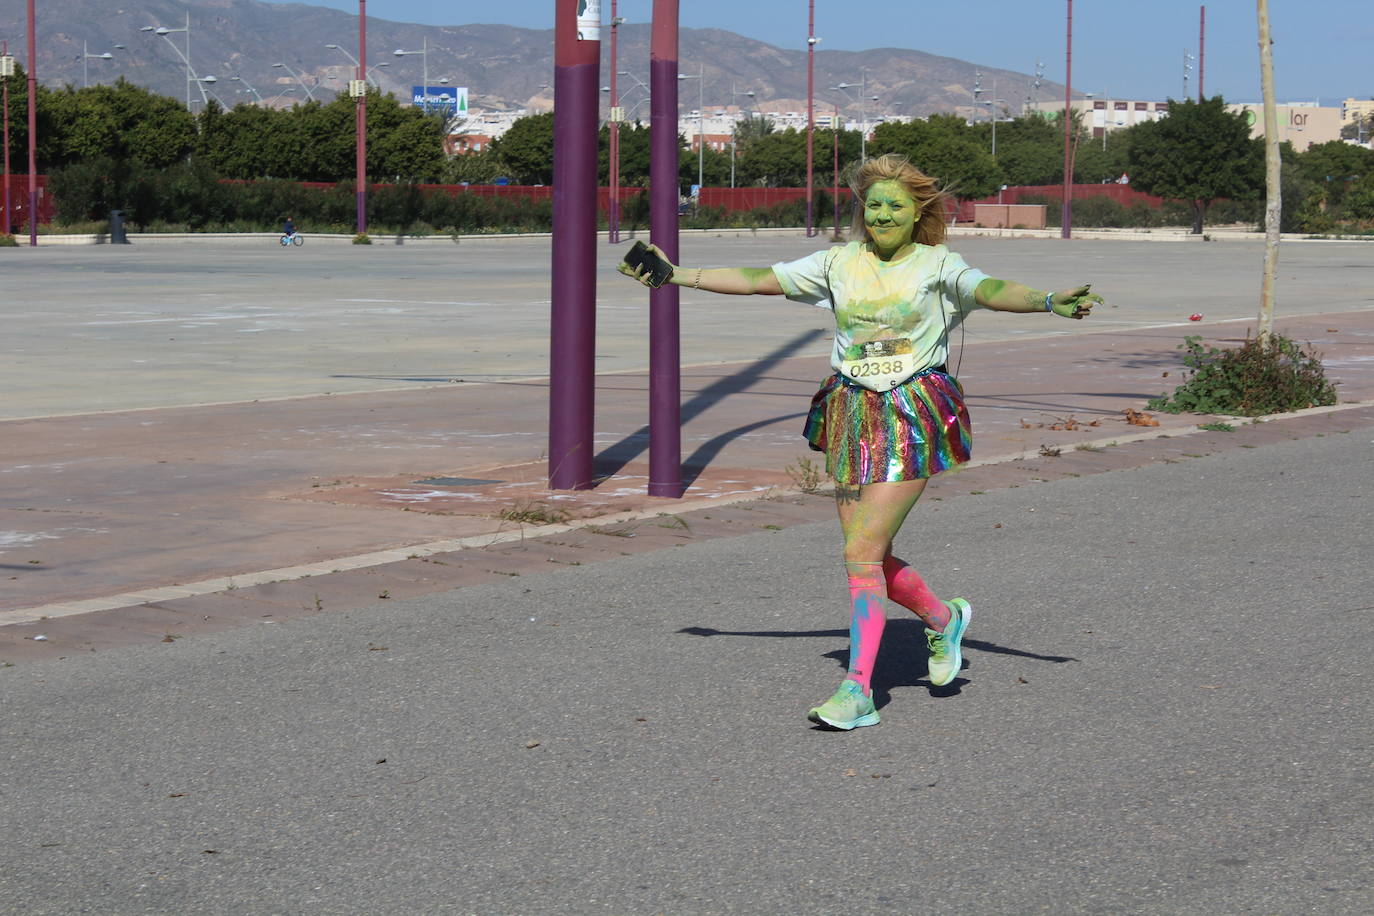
[694,268,703,289]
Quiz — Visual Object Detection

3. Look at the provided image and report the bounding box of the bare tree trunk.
[1257,0,1280,342]
[1192,199,1205,234]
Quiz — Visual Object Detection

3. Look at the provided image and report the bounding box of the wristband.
[1044,292,1055,312]
[694,268,702,290]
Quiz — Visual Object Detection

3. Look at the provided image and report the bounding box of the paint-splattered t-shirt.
[772,241,990,376]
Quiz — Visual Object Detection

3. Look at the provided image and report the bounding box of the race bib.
[840,338,915,391]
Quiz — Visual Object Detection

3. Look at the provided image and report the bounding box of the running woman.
[619,154,1102,729]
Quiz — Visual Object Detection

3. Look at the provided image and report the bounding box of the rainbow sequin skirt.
[803,367,971,485]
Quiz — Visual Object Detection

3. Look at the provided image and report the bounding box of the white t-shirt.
[772,241,990,376]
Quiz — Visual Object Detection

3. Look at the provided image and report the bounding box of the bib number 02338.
[840,338,915,391]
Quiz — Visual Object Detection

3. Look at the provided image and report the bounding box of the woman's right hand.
[617,242,678,288]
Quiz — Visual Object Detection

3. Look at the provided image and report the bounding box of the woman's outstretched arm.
[975,278,1102,320]
[618,243,783,295]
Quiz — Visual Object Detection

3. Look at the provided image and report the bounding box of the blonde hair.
[847,153,951,248]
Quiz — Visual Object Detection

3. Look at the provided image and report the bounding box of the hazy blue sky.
[273,1,1371,105]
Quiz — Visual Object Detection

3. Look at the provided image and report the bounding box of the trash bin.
[109,210,129,244]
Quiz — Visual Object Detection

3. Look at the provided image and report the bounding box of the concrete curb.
[6,396,1371,630]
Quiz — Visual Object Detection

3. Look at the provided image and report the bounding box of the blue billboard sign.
[412,85,468,116]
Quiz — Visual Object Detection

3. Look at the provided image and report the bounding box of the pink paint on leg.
[884,555,951,631]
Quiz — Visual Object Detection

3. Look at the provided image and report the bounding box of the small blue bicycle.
[279,233,303,246]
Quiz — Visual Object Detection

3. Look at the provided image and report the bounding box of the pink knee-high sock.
[845,566,888,696]
[883,556,951,631]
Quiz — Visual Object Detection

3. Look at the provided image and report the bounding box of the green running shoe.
[807,678,880,730]
[926,598,971,687]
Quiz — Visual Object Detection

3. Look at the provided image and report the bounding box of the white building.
[1026,98,1170,139]
[1027,97,1344,150]
[1227,102,1342,150]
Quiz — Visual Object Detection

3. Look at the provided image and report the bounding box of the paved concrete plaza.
[2,233,1372,913]
[5,232,1372,418]
[2,425,1372,914]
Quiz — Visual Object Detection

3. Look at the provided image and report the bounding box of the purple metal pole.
[3,40,11,237]
[1060,0,1073,240]
[805,0,815,237]
[1198,5,1206,101]
[608,0,620,244]
[356,0,367,235]
[648,0,683,498]
[26,0,36,246]
[549,0,601,490]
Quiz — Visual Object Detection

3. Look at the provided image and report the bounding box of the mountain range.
[0,0,1067,120]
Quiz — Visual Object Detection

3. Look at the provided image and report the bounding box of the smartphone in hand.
[623,240,675,288]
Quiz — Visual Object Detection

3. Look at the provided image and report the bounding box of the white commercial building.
[1027,97,1344,150]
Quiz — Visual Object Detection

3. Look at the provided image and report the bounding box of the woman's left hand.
[1050,285,1103,320]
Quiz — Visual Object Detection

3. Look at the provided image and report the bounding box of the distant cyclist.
[282,216,296,239]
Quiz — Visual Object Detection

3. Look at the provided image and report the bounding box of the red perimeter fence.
[21,178,1164,229]
[1,174,54,230]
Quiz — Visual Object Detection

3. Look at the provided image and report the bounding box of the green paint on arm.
[975,278,1008,305]
[740,267,776,289]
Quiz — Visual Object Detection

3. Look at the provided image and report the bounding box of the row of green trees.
[467,98,1374,233]
[3,70,446,181]
[10,65,1374,234]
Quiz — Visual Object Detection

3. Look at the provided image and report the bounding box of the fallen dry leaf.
[525,741,541,749]
[1124,408,1160,427]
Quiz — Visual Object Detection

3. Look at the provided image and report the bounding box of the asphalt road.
[3,422,1371,914]
[6,235,1372,418]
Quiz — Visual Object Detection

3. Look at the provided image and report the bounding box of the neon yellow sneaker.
[926,598,971,686]
[807,678,880,730]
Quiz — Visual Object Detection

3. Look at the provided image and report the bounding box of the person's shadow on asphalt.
[679,619,1078,710]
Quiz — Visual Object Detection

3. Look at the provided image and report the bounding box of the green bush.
[1147,333,1338,416]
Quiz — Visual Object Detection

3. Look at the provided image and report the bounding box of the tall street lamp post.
[272,62,317,101]
[832,75,878,159]
[326,43,386,89]
[140,14,207,110]
[981,95,1007,157]
[230,75,264,104]
[729,83,754,189]
[677,66,703,198]
[80,41,121,89]
[394,37,429,112]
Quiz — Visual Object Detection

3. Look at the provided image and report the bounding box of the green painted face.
[863,180,919,258]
